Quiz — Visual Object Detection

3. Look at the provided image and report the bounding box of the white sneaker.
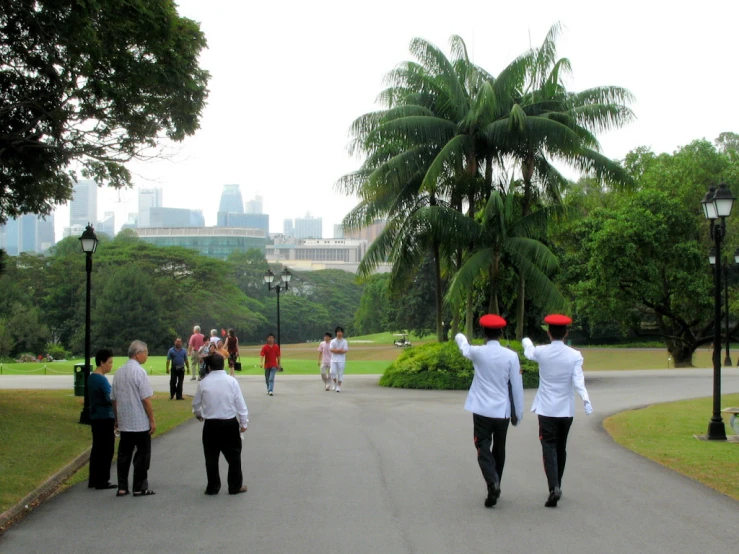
[325,384,330,391]
[336,387,341,393]
[268,391,273,396]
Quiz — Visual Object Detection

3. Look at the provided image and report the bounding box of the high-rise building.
[244,195,263,214]
[218,184,244,215]
[1,214,56,254]
[220,212,269,235]
[120,213,138,231]
[333,224,344,238]
[149,207,205,228]
[294,214,322,239]
[37,214,55,252]
[98,212,115,238]
[345,219,387,245]
[69,180,98,227]
[138,187,163,228]
[284,219,294,237]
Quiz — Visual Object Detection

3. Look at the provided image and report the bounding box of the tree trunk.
[465,289,474,338]
[433,243,444,342]
[487,256,500,314]
[515,274,525,340]
[451,310,460,337]
[668,343,695,367]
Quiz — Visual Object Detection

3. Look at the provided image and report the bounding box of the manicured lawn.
[0,390,196,514]
[604,394,739,500]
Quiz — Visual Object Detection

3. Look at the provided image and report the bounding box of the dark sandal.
[116,490,129,497]
[133,489,156,497]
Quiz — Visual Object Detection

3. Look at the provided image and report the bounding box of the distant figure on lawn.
[522,314,593,508]
[225,328,239,374]
[192,353,248,496]
[317,332,333,391]
[166,337,190,400]
[455,315,524,508]
[188,325,206,381]
[87,348,116,490]
[330,326,349,393]
[260,333,281,396]
[111,340,156,497]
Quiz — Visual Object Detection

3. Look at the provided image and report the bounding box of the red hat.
[479,314,507,329]
[544,314,572,326]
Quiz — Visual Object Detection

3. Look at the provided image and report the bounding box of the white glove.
[584,401,593,415]
[522,338,533,349]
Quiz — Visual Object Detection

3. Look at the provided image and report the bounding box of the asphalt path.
[1,368,738,553]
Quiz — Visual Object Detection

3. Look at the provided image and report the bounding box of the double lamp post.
[701,183,735,441]
[78,224,99,425]
[263,267,292,347]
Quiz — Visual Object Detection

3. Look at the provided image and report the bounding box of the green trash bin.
[74,363,90,397]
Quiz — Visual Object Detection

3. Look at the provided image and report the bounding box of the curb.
[0,447,91,535]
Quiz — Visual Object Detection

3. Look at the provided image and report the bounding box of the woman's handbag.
[234,359,242,371]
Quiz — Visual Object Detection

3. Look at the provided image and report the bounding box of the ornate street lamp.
[264,267,292,346]
[702,183,735,440]
[709,247,739,367]
[79,224,99,425]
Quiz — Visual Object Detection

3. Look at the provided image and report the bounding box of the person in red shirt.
[259,333,281,396]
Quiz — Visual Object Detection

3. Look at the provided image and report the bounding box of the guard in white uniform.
[455,314,524,508]
[522,314,592,508]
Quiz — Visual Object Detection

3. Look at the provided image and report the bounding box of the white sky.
[53,0,739,239]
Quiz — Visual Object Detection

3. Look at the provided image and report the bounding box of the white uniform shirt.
[330,338,349,363]
[523,340,590,417]
[192,370,249,428]
[455,334,524,421]
[111,358,154,432]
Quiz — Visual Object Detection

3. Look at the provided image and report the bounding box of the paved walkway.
[1,368,738,553]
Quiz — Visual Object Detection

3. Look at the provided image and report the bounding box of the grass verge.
[604,394,739,500]
[0,390,195,514]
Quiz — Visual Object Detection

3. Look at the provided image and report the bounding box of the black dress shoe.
[95,483,117,490]
[484,483,501,508]
[544,487,562,508]
[204,489,219,495]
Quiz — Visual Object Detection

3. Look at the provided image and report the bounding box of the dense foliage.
[0,0,209,222]
[379,340,539,390]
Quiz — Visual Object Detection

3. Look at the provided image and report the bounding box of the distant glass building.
[149,207,205,228]
[283,218,294,237]
[294,214,322,239]
[70,180,98,227]
[136,227,267,259]
[244,195,263,214]
[1,213,56,254]
[218,184,244,216]
[219,212,269,235]
[98,212,116,238]
[138,187,163,228]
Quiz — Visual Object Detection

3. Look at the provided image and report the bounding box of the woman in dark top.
[226,328,239,373]
[88,348,116,490]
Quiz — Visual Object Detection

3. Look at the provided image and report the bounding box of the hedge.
[379,339,539,390]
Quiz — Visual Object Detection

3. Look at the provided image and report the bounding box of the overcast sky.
[53,0,739,239]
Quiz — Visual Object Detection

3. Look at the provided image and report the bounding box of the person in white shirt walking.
[329,326,349,392]
[455,315,524,508]
[192,353,249,495]
[317,332,333,391]
[111,340,156,497]
[522,314,593,508]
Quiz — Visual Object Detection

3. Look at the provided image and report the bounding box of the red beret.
[479,314,507,329]
[544,314,572,326]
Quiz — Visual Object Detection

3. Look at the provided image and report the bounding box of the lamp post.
[710,248,739,366]
[264,267,292,346]
[79,224,99,425]
[701,183,734,440]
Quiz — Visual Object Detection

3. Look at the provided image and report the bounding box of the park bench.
[721,407,739,440]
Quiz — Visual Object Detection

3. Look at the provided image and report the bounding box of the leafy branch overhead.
[0,0,210,222]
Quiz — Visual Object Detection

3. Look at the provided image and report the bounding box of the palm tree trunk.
[433,243,444,342]
[515,274,525,340]
[487,256,500,314]
[465,289,474,338]
[515,152,536,338]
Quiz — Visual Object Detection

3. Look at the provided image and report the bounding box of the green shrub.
[45,343,70,360]
[379,340,539,390]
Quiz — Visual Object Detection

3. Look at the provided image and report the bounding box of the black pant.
[472,414,510,489]
[538,415,573,491]
[202,418,243,494]
[88,418,115,488]
[117,430,151,493]
[169,367,185,399]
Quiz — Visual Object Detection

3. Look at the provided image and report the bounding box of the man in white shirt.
[456,314,524,508]
[522,314,592,508]
[329,326,349,393]
[192,353,249,495]
[111,340,156,497]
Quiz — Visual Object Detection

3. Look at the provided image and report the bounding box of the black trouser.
[117,430,151,493]
[203,418,243,494]
[169,367,185,399]
[88,418,115,488]
[473,414,510,489]
[538,415,573,491]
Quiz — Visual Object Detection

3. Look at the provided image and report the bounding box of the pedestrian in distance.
[215,340,233,376]
[111,340,156,497]
[166,337,190,400]
[188,325,205,381]
[317,332,333,391]
[455,315,524,508]
[192,353,249,496]
[87,348,117,490]
[225,328,239,374]
[209,328,219,345]
[329,326,349,393]
[522,314,593,508]
[260,333,281,396]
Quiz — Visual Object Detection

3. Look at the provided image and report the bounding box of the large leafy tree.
[0,0,209,222]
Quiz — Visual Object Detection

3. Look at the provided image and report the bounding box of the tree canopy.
[0,0,209,222]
